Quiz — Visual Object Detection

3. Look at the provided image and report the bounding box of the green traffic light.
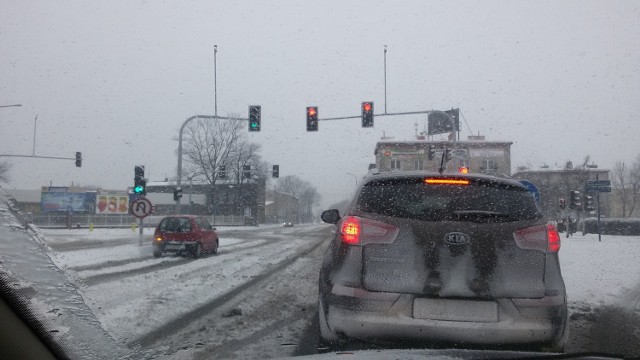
[134,185,144,193]
[251,122,258,128]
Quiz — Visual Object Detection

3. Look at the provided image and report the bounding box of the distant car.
[283,222,294,227]
[318,172,567,351]
[153,215,219,258]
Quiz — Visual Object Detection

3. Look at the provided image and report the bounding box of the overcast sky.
[1,0,639,207]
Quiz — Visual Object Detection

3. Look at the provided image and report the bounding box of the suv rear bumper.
[323,285,567,345]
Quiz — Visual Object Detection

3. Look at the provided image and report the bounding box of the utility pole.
[383,45,388,114]
[214,44,218,117]
[32,115,38,156]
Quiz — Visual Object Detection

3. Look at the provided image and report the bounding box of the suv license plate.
[413,298,498,323]
[165,244,184,251]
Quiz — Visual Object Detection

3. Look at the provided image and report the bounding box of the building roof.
[376,140,513,146]
[514,168,610,175]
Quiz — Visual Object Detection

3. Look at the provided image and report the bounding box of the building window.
[414,159,424,170]
[391,160,401,170]
[485,160,495,170]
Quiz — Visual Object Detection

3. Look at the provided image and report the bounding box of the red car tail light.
[513,223,560,253]
[340,216,399,246]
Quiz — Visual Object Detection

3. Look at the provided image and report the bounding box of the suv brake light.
[513,223,560,253]
[340,216,361,244]
[339,216,399,246]
[424,178,470,185]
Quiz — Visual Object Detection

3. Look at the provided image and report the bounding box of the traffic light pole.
[0,154,78,161]
[319,109,458,144]
[597,192,602,242]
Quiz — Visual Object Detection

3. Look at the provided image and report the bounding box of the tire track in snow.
[126,233,328,349]
[81,236,288,287]
[49,237,145,251]
[69,238,264,272]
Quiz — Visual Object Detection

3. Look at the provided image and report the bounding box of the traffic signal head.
[445,148,452,162]
[306,107,318,131]
[134,165,146,195]
[559,198,566,209]
[361,102,374,127]
[427,145,436,160]
[248,105,261,132]
[75,152,82,167]
[219,165,226,179]
[458,166,469,174]
[173,187,183,201]
[242,164,251,179]
[585,194,595,211]
[569,190,581,209]
[272,165,279,178]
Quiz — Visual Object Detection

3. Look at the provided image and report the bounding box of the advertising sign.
[96,194,130,214]
[41,192,95,212]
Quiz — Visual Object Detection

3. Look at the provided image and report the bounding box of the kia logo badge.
[444,232,471,245]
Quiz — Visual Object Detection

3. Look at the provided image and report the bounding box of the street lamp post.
[383,45,387,114]
[214,45,218,117]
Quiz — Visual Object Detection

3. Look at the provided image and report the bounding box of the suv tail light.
[339,216,399,246]
[513,223,560,253]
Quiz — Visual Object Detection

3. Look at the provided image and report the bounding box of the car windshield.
[159,217,191,232]
[1,1,639,359]
[356,177,542,222]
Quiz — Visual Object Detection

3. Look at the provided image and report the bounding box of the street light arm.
[345,173,358,188]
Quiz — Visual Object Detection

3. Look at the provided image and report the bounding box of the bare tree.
[0,161,11,183]
[228,140,262,185]
[299,185,322,223]
[276,175,321,223]
[276,175,307,197]
[181,116,244,185]
[612,161,634,217]
[631,155,640,217]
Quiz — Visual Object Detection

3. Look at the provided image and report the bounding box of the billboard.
[41,191,96,212]
[428,109,460,135]
[96,194,130,214]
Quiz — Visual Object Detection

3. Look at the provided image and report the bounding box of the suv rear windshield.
[158,217,192,232]
[355,177,542,223]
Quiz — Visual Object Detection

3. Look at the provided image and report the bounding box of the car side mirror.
[321,209,341,224]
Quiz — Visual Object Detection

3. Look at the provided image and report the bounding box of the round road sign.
[130,197,153,219]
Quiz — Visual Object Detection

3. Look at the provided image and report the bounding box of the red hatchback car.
[153,215,219,258]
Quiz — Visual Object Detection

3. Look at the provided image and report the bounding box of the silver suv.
[318,172,567,351]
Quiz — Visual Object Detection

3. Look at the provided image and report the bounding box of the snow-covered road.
[34,226,640,358]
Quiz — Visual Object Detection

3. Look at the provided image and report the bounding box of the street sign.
[130,197,153,219]
[585,180,612,193]
[519,180,541,203]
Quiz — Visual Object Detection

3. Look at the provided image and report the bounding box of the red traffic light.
[458,166,469,174]
[307,107,317,116]
[363,102,372,112]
